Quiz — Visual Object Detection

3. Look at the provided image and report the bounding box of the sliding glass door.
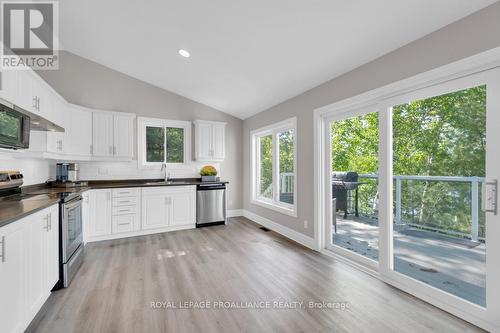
[322,67,500,330]
[327,110,379,265]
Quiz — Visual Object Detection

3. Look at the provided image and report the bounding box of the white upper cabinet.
[0,68,18,103]
[46,97,68,154]
[15,70,37,114]
[92,111,135,160]
[92,112,114,157]
[69,105,93,157]
[113,113,135,158]
[194,120,226,161]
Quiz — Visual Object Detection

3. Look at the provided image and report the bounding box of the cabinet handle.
[118,222,130,226]
[90,144,93,155]
[32,96,37,109]
[0,236,5,263]
[48,212,52,231]
[119,200,130,203]
[113,146,116,155]
[37,97,40,111]
[118,209,130,213]
[43,214,49,231]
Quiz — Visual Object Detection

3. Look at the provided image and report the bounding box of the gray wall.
[37,52,244,210]
[243,3,500,238]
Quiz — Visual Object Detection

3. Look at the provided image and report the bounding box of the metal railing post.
[471,177,479,242]
[395,176,402,225]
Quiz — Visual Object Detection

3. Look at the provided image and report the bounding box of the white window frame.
[313,48,500,332]
[251,117,297,217]
[137,117,191,168]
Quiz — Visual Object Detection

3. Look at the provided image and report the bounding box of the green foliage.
[259,135,273,198]
[0,112,20,139]
[331,85,486,238]
[146,126,165,162]
[166,127,184,163]
[146,126,184,163]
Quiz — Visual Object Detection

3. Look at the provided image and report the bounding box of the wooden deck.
[333,215,486,306]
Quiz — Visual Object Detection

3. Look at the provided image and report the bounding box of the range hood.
[0,97,64,132]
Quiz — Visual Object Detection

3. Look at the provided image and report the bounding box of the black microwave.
[0,102,30,149]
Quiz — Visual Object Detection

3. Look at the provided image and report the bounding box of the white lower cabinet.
[142,186,196,230]
[112,214,137,234]
[88,189,112,237]
[0,204,59,333]
[170,189,197,226]
[141,192,169,230]
[0,218,26,333]
[85,186,196,242]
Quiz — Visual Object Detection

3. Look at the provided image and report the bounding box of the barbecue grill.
[332,171,364,218]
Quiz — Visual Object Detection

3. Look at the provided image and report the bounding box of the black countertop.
[0,178,229,228]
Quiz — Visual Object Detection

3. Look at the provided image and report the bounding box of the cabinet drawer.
[112,197,138,207]
[112,188,139,198]
[112,205,137,215]
[142,185,195,196]
[112,215,135,234]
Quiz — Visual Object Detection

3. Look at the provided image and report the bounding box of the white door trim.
[314,47,500,332]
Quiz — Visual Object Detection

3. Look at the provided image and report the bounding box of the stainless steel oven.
[59,193,84,288]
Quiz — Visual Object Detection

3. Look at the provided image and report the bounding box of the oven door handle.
[64,197,83,210]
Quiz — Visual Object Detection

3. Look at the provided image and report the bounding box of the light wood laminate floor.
[28,217,484,333]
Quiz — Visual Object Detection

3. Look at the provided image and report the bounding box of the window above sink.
[137,117,192,168]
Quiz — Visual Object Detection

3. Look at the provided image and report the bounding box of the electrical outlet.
[304,220,308,229]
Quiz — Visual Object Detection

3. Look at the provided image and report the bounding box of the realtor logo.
[1,0,59,70]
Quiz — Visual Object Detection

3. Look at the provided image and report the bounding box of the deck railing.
[358,174,485,242]
[280,173,294,194]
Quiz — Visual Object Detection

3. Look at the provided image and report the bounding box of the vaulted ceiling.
[59,0,496,119]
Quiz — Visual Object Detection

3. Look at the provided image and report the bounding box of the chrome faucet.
[161,163,170,182]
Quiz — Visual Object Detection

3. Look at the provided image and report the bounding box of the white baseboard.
[227,209,244,217]
[240,209,316,250]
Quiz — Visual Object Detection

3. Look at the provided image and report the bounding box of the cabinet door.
[16,70,37,114]
[46,98,68,153]
[89,190,112,236]
[46,206,59,290]
[0,219,26,333]
[113,114,134,159]
[70,106,92,156]
[141,194,168,230]
[35,82,55,125]
[197,122,213,160]
[212,124,226,160]
[0,68,18,103]
[26,210,48,320]
[92,112,114,157]
[169,189,196,227]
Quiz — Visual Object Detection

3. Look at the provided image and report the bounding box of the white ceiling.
[59,0,497,119]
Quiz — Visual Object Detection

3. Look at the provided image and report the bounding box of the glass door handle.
[482,179,497,215]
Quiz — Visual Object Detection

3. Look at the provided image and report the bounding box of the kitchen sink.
[143,181,190,186]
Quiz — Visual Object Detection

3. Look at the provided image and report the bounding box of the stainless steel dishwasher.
[196,183,226,227]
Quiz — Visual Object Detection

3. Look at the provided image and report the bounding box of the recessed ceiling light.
[178,49,190,58]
